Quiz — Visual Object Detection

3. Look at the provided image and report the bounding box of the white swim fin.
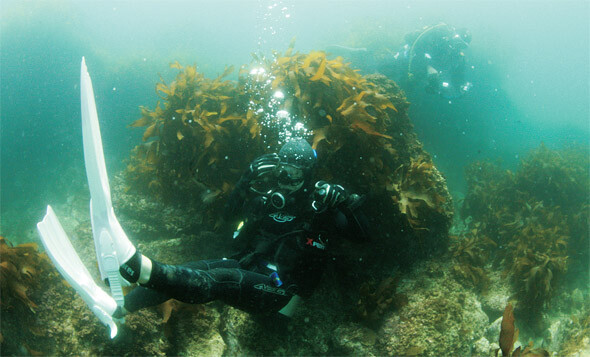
[37,205,119,338]
[36,58,138,338]
[80,57,136,306]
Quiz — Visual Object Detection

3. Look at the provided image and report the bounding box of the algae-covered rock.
[473,336,492,356]
[377,260,489,356]
[167,303,226,356]
[332,323,378,356]
[112,174,204,241]
[126,49,453,264]
[479,270,511,320]
[559,305,590,356]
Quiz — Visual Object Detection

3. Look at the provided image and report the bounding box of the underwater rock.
[480,270,511,320]
[356,275,407,326]
[164,303,226,356]
[486,316,503,347]
[558,305,590,356]
[112,174,204,241]
[34,268,171,356]
[217,305,299,356]
[377,260,488,356]
[332,323,378,356]
[218,306,253,356]
[473,336,492,356]
[570,288,585,309]
[544,318,571,354]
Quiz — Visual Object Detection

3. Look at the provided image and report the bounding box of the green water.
[1,1,588,355]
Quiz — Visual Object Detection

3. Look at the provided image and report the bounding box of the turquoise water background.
[1,0,588,240]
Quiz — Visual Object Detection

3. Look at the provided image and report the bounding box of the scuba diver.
[115,138,368,319]
[36,58,368,338]
[393,23,473,99]
[326,23,472,99]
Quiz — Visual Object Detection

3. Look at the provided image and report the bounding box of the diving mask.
[277,163,305,193]
[249,162,304,195]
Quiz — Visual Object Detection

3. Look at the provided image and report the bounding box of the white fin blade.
[81,57,112,213]
[37,205,118,338]
[80,57,135,286]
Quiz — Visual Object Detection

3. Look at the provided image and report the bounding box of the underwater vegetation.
[389,156,450,229]
[0,236,53,311]
[497,303,549,357]
[450,226,496,291]
[125,61,248,222]
[0,235,56,354]
[356,275,407,326]
[126,44,453,261]
[457,144,589,320]
[558,305,590,355]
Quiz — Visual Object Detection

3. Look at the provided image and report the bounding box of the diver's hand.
[312,181,348,212]
[246,153,280,180]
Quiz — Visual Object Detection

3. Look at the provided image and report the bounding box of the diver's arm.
[335,194,370,242]
[224,174,251,220]
[312,181,370,241]
[224,171,259,222]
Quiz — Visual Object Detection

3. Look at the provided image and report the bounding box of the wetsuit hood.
[278,138,316,171]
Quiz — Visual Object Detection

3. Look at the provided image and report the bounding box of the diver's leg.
[214,268,296,314]
[119,251,153,284]
[142,262,294,314]
[123,287,170,313]
[121,259,241,313]
[117,247,294,314]
[182,259,240,270]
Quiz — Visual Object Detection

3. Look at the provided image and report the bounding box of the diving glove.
[247,153,281,180]
[312,181,348,212]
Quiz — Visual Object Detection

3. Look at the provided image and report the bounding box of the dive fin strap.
[90,201,126,308]
[37,205,120,339]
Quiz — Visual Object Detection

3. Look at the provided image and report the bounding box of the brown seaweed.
[0,236,53,311]
[458,144,589,319]
[496,303,550,357]
[499,303,518,357]
[125,46,452,239]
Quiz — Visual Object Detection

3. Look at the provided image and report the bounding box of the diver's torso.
[235,194,331,296]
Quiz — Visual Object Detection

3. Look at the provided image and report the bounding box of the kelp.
[126,45,453,257]
[499,303,518,357]
[496,303,550,357]
[389,156,448,229]
[0,235,60,356]
[0,236,53,311]
[450,226,496,291]
[458,144,589,319]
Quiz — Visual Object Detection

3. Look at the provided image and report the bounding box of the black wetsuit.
[123,177,367,316]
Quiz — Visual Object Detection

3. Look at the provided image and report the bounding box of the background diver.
[328,23,472,99]
[37,62,368,338]
[392,23,473,99]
